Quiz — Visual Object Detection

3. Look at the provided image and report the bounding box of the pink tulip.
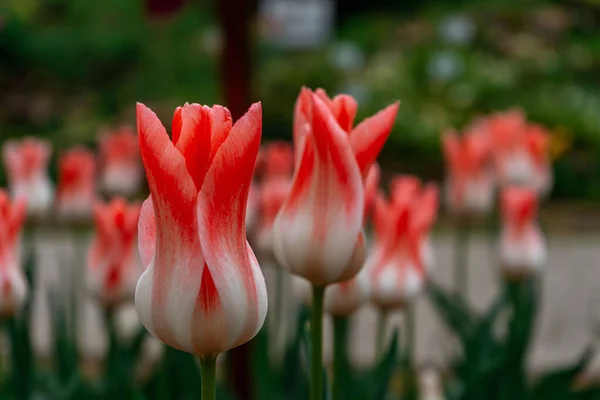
[98,126,143,196]
[56,147,97,219]
[88,198,141,307]
[273,88,399,286]
[2,138,53,217]
[368,176,438,310]
[442,129,495,216]
[134,102,267,356]
[499,187,546,279]
[0,190,28,317]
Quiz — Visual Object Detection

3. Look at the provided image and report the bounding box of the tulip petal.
[138,196,156,271]
[331,94,358,133]
[195,102,267,353]
[136,103,205,351]
[208,105,233,163]
[350,102,399,174]
[293,87,313,164]
[174,104,212,190]
[274,94,364,285]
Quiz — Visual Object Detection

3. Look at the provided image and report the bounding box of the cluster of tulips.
[0,87,553,399]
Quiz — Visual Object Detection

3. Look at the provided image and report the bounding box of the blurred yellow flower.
[549,127,572,160]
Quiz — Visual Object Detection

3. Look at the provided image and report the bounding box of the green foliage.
[428,280,600,400]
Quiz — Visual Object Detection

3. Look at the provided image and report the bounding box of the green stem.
[454,217,470,298]
[200,354,218,400]
[332,316,349,400]
[311,285,325,400]
[376,309,388,360]
[404,304,415,366]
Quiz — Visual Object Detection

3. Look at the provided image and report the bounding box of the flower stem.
[404,304,415,365]
[200,354,218,400]
[332,316,349,400]
[454,217,470,298]
[376,309,388,359]
[311,285,325,400]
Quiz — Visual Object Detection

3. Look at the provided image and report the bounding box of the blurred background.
[2,2,600,398]
[2,0,600,201]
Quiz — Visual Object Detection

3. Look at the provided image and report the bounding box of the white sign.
[259,0,335,49]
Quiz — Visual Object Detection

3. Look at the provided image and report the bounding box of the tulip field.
[0,84,599,400]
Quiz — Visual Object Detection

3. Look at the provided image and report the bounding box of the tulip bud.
[0,191,28,317]
[98,126,143,197]
[56,147,97,220]
[87,198,141,308]
[499,186,546,280]
[273,88,399,286]
[134,101,267,357]
[2,138,53,218]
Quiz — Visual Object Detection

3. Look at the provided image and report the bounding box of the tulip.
[0,191,28,317]
[499,187,546,280]
[2,138,53,217]
[442,129,495,216]
[274,88,399,286]
[56,147,97,219]
[87,198,141,307]
[134,101,267,399]
[256,142,294,259]
[98,126,143,196]
[274,87,399,400]
[487,110,552,195]
[368,177,438,310]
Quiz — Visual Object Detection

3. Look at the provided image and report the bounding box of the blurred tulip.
[499,187,546,280]
[368,177,439,310]
[0,191,28,317]
[98,126,143,197]
[134,101,267,357]
[324,269,370,317]
[364,162,381,221]
[273,88,399,286]
[56,147,96,219]
[2,137,53,217]
[487,110,553,195]
[256,142,294,259]
[442,129,495,216]
[88,198,141,308]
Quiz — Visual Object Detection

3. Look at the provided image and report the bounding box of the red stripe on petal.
[196,264,221,313]
[350,102,400,175]
[174,104,212,190]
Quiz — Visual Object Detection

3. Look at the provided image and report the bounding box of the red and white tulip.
[56,147,97,219]
[368,177,438,310]
[499,187,546,279]
[488,110,553,195]
[273,88,399,286]
[87,198,141,307]
[255,142,294,259]
[134,101,267,356]
[442,129,494,216]
[2,138,53,217]
[0,190,28,317]
[98,126,143,196]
